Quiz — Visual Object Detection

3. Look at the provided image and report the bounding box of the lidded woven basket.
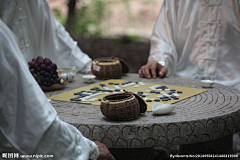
[100,91,147,120]
[91,57,129,79]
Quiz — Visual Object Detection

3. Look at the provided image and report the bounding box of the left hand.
[94,141,115,160]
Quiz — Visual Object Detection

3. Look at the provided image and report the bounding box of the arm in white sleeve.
[0,19,98,159]
[35,117,99,160]
[148,0,179,76]
[42,0,92,74]
[0,0,92,74]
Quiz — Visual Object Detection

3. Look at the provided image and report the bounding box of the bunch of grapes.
[28,56,61,87]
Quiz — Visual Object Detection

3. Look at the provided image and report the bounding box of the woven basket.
[91,57,122,79]
[100,91,147,120]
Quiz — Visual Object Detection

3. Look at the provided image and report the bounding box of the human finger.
[142,65,151,79]
[150,62,158,79]
[158,65,168,77]
[138,68,143,77]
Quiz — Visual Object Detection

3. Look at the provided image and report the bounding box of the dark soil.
[75,36,150,73]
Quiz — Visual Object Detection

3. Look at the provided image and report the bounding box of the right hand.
[94,141,115,160]
[138,61,168,79]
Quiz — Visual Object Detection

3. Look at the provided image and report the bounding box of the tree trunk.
[66,0,77,34]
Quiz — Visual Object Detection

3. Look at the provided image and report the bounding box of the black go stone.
[150,91,155,93]
[141,95,146,97]
[100,84,105,86]
[177,91,183,93]
[114,83,119,85]
[108,82,114,85]
[98,99,102,101]
[138,92,143,95]
[155,92,160,94]
[171,89,176,91]
[173,97,179,100]
[162,99,168,101]
[115,89,120,91]
[154,99,160,102]
[146,99,152,102]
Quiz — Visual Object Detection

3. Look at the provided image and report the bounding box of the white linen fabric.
[149,0,240,89]
[0,19,99,160]
[0,0,92,73]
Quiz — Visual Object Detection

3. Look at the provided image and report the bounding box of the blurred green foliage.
[73,0,109,36]
[52,8,67,25]
[51,0,156,41]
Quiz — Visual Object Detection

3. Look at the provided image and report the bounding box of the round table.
[45,73,240,159]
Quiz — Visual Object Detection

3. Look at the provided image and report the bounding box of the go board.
[48,79,207,111]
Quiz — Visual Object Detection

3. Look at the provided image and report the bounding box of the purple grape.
[37,59,43,65]
[40,64,46,70]
[37,56,43,60]
[52,74,57,79]
[45,60,51,66]
[34,63,38,69]
[32,58,37,62]
[46,66,51,72]
[36,72,41,77]
[45,77,50,82]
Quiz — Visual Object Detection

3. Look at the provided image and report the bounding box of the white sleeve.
[41,0,92,74]
[35,117,99,160]
[0,19,98,160]
[148,0,179,76]
[0,0,92,74]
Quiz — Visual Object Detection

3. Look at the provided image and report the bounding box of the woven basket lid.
[131,93,147,113]
[117,57,129,74]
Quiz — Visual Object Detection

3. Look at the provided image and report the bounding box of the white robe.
[0,19,99,160]
[0,0,92,73]
[149,0,240,89]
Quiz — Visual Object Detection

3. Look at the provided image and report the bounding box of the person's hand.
[94,141,115,160]
[138,61,168,79]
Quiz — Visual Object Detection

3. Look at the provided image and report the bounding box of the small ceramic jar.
[58,67,75,82]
